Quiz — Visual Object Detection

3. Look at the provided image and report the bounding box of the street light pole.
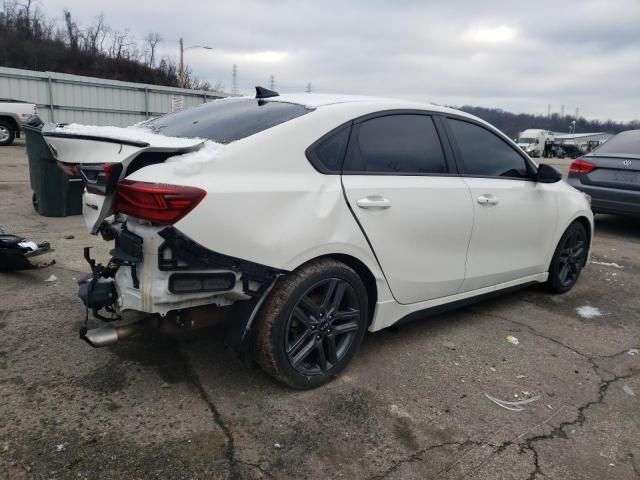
[179,38,184,88]
[178,39,213,89]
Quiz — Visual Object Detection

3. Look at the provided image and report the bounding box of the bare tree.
[86,14,107,53]
[144,32,161,67]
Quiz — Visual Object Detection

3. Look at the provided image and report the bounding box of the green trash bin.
[24,117,83,217]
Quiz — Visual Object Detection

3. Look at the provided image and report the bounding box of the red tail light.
[57,161,80,177]
[113,180,206,225]
[569,158,596,174]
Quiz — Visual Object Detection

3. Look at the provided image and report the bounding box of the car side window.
[448,118,530,179]
[306,125,351,173]
[344,114,447,174]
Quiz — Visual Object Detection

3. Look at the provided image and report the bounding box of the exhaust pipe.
[81,323,143,348]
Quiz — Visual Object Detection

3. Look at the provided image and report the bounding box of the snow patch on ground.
[52,123,203,149]
[590,260,624,269]
[576,305,602,319]
[164,141,227,176]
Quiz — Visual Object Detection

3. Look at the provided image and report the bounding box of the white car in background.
[43,89,593,388]
[0,98,38,146]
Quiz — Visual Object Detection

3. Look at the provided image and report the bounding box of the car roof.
[265,93,473,118]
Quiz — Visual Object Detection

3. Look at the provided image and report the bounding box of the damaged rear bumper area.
[77,222,281,348]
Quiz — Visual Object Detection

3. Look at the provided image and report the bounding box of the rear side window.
[145,99,312,144]
[306,126,351,173]
[344,115,446,174]
[448,119,529,178]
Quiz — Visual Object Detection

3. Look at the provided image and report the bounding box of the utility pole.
[305,82,312,93]
[269,74,275,90]
[178,39,212,89]
[232,64,238,95]
[560,104,565,118]
[179,37,184,88]
[547,104,551,119]
[575,108,579,134]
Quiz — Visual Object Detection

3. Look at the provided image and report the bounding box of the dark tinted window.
[593,130,640,156]
[345,115,446,174]
[307,126,350,172]
[449,119,529,178]
[145,99,311,144]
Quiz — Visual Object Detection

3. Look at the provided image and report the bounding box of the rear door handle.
[477,194,499,206]
[356,196,392,209]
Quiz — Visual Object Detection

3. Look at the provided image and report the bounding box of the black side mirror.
[536,163,562,183]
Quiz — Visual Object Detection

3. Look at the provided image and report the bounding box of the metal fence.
[0,66,227,126]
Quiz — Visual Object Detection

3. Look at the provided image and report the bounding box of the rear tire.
[545,221,588,293]
[0,120,15,146]
[253,259,368,389]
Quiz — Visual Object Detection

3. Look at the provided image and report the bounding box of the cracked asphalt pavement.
[1,141,639,479]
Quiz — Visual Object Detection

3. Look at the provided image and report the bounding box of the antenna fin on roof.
[255,86,279,99]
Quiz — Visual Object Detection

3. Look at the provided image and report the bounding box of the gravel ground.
[1,140,638,479]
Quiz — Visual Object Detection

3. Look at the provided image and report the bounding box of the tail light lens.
[113,180,206,225]
[57,161,81,177]
[57,162,123,194]
[80,163,123,195]
[569,158,596,174]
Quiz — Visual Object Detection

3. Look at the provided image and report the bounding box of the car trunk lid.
[577,155,640,191]
[42,123,204,232]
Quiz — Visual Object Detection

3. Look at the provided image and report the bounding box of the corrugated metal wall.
[0,66,227,126]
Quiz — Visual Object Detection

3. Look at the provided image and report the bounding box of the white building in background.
[554,132,613,150]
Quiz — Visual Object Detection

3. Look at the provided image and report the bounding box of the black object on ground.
[24,116,83,217]
[0,228,55,271]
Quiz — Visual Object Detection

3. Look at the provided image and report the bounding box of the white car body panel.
[342,175,473,303]
[45,94,593,333]
[461,178,558,291]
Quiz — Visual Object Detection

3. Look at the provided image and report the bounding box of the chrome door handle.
[356,196,392,209]
[477,194,499,206]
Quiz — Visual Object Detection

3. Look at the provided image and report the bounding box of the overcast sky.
[41,0,640,121]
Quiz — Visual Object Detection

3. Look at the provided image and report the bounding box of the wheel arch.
[0,115,19,131]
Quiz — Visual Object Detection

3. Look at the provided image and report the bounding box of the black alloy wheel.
[285,278,361,375]
[253,259,368,389]
[546,221,588,293]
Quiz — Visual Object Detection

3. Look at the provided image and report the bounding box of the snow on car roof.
[265,93,473,118]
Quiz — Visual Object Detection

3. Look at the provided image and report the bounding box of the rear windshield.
[145,98,312,144]
[594,130,640,156]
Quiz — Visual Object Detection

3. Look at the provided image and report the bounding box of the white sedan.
[44,88,593,388]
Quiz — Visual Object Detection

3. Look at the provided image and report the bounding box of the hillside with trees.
[0,0,215,90]
[457,105,639,138]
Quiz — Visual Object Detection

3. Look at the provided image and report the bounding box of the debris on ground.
[63,234,75,239]
[622,385,635,396]
[505,334,520,345]
[627,349,639,356]
[576,305,602,319]
[485,393,540,411]
[44,274,58,282]
[443,341,456,350]
[274,443,282,449]
[590,260,624,269]
[516,374,527,379]
[55,444,65,452]
[0,228,55,271]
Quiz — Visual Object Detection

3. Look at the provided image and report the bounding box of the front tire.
[253,259,368,389]
[0,120,15,146]
[545,221,588,293]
